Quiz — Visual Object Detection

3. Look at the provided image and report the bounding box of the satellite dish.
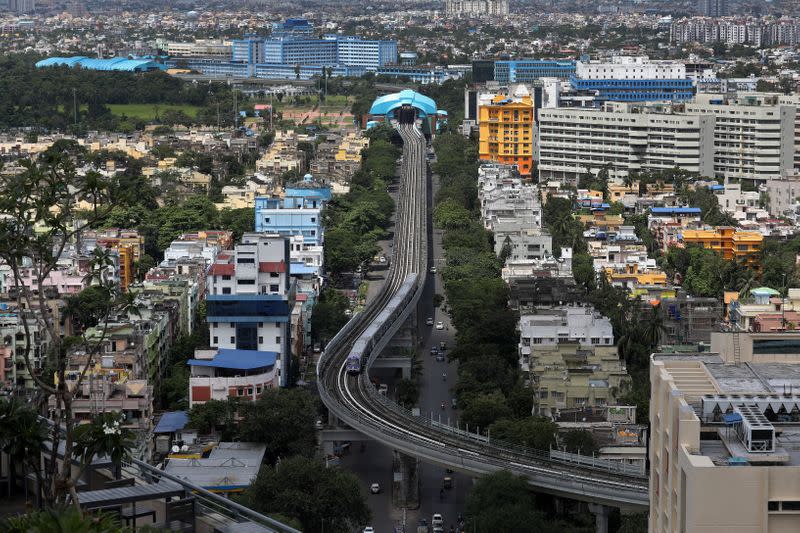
[181,445,189,452]
[171,445,180,453]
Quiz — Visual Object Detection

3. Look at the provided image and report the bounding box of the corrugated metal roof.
[35,56,165,72]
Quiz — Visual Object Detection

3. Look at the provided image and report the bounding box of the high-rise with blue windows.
[494,60,576,84]
[206,233,292,387]
[569,56,694,104]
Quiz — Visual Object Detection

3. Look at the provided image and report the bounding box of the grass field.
[107,103,201,119]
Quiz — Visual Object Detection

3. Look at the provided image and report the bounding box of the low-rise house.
[188,348,278,407]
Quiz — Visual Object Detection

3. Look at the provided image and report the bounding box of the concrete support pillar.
[588,504,611,533]
[391,451,420,510]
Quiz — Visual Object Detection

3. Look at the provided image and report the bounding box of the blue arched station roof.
[369,89,437,118]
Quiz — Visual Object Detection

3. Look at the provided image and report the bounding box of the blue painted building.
[369,89,439,135]
[494,59,576,83]
[254,174,332,247]
[271,18,315,38]
[568,76,694,103]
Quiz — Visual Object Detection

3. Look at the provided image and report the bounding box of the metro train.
[346,274,419,375]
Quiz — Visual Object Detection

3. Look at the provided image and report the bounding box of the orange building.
[680,227,763,268]
[478,86,535,177]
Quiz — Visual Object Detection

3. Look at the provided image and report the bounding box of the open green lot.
[107,103,201,119]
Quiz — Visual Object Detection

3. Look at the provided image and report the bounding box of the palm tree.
[0,398,48,503]
[641,303,667,349]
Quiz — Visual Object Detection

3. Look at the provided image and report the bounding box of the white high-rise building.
[206,233,292,387]
[445,0,508,17]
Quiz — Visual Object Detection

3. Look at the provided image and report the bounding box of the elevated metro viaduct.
[367,89,446,138]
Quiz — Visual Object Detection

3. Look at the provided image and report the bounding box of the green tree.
[489,417,559,450]
[310,288,350,344]
[218,207,255,241]
[1,506,124,533]
[0,398,48,496]
[465,471,580,533]
[73,412,134,479]
[241,456,371,533]
[64,285,113,332]
[460,391,512,430]
[395,378,419,408]
[562,430,599,455]
[238,389,318,464]
[188,398,239,438]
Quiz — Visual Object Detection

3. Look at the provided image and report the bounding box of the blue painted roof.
[187,349,277,370]
[35,56,165,72]
[650,207,702,215]
[290,262,318,275]
[369,89,437,117]
[154,411,189,434]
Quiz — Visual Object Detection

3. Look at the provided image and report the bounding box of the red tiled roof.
[259,261,287,273]
[209,263,235,276]
[296,293,308,302]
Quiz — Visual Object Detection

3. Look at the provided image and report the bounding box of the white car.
[435,321,444,330]
[426,317,434,326]
[430,266,437,274]
[363,528,375,533]
[370,482,381,494]
[432,513,444,527]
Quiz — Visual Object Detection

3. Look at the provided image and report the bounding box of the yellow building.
[681,227,763,268]
[606,264,668,289]
[478,86,535,177]
[529,344,630,417]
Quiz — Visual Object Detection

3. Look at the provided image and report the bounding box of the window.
[222,287,231,294]
[237,257,255,264]
[258,336,263,344]
[270,272,279,278]
[311,217,316,223]
[213,336,218,344]
[591,337,600,345]
[276,336,281,344]
[270,284,279,292]
[533,338,543,344]
[238,279,255,285]
[222,275,231,280]
[230,336,235,344]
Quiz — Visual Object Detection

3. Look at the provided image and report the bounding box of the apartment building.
[529,343,630,417]
[766,175,800,220]
[680,226,763,269]
[478,85,535,177]
[650,346,800,533]
[254,174,331,247]
[206,233,292,387]
[445,0,509,16]
[537,102,715,185]
[686,93,796,183]
[165,40,232,59]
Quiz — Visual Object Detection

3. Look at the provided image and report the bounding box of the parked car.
[439,341,447,350]
[426,317,434,326]
[364,527,375,533]
[370,483,381,494]
[436,321,444,330]
[432,514,444,528]
[430,346,439,356]
[436,352,445,362]
[430,266,437,274]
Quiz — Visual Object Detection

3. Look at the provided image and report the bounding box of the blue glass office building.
[569,77,694,103]
[494,60,576,83]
